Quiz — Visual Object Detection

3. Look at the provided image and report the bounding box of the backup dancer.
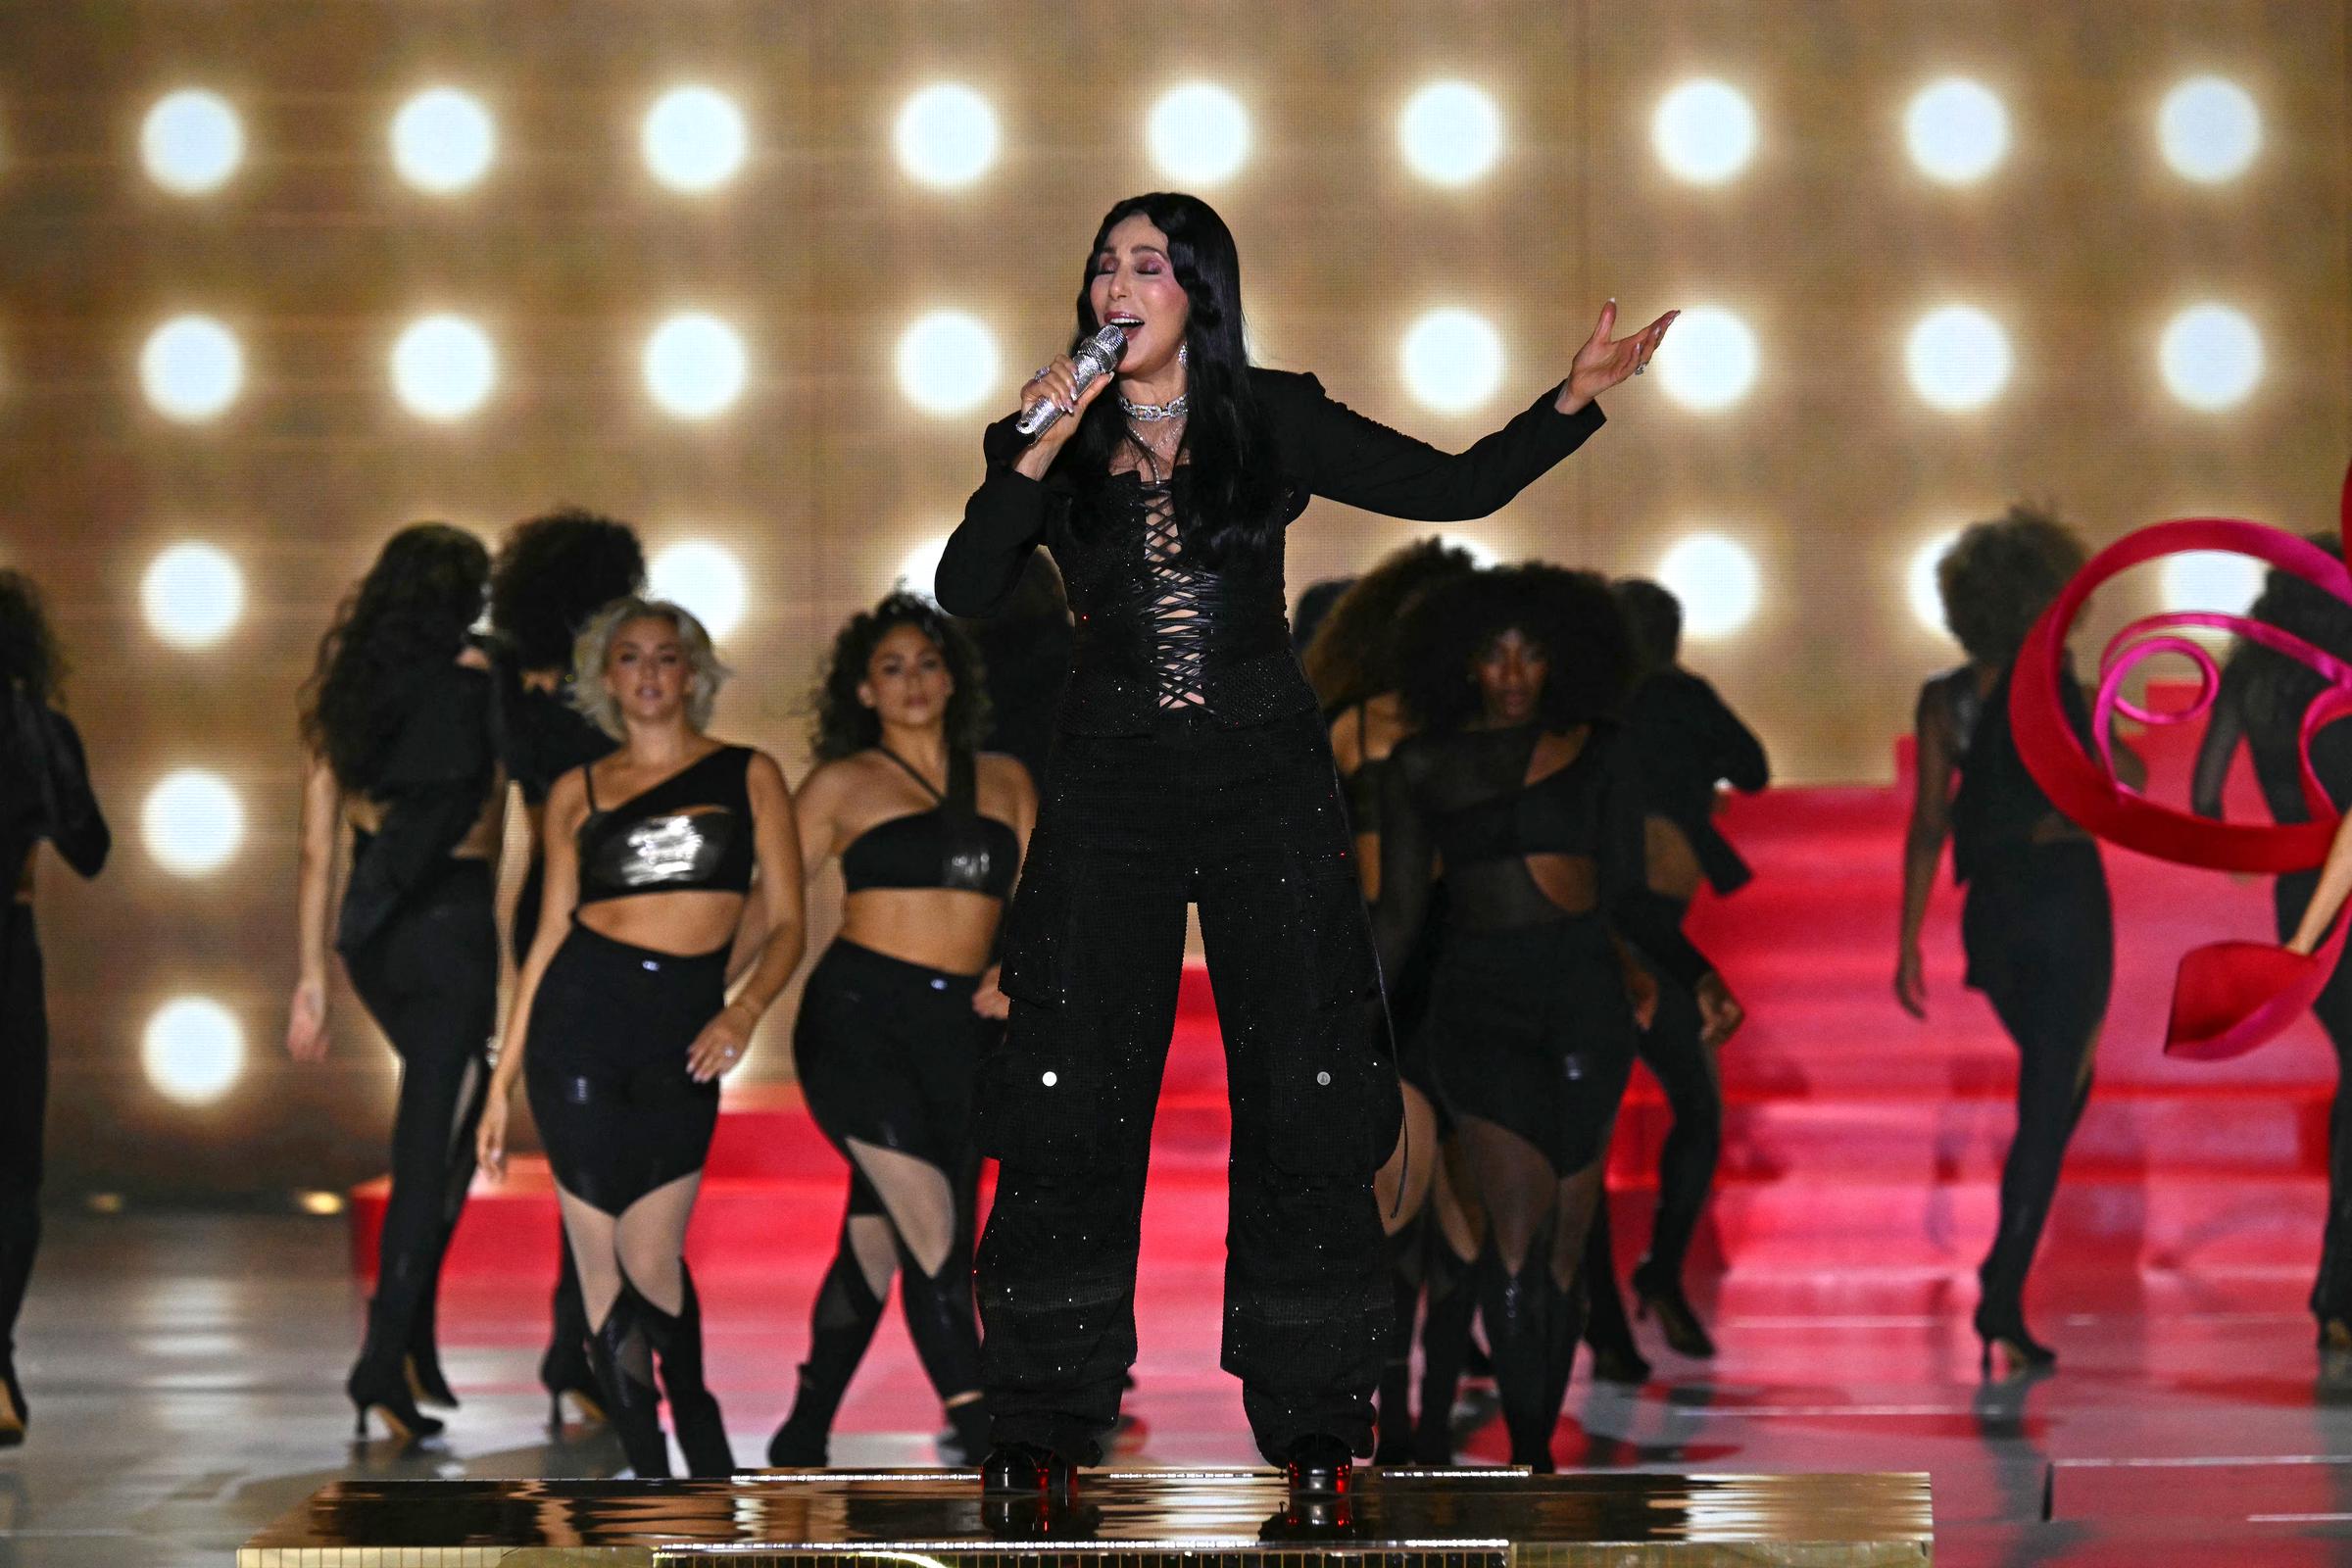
[479,598,806,1476]
[0,570,109,1448]
[766,593,1034,1466]
[288,524,509,1441]
[936,189,1672,1495]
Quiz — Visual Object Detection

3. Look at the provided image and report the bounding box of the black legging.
[0,905,48,1388]
[341,859,498,1377]
[1633,933,1719,1282]
[513,857,593,1404]
[2278,868,2352,1323]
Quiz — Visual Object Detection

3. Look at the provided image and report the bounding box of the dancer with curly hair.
[0,569,109,1448]
[1374,564,1714,1470]
[766,592,1035,1467]
[487,506,647,1428]
[1896,508,2138,1377]
[286,524,509,1442]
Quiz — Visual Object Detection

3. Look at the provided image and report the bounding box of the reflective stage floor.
[8,1211,2352,1565]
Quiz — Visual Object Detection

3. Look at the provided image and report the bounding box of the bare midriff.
[839,887,1004,978]
[1644,815,1705,901]
[578,889,751,958]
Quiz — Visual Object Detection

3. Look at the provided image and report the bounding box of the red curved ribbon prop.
[2010,481,2352,1058]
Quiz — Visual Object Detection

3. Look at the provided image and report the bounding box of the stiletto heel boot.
[1630,1258,1715,1359]
[0,1359,25,1447]
[540,1232,603,1427]
[1479,1241,1559,1473]
[646,1266,731,1478]
[1544,1268,1592,1425]
[1375,1214,1425,1463]
[404,1289,460,1410]
[767,1245,887,1466]
[347,1298,443,1443]
[1582,1207,1650,1384]
[1411,1240,1478,1465]
[1973,1293,2055,1378]
[591,1287,672,1477]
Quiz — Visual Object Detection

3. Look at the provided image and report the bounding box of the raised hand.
[1559,300,1678,415]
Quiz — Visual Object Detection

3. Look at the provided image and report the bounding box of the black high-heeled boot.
[1582,1205,1650,1384]
[1375,1213,1425,1463]
[347,1295,444,1443]
[644,1266,731,1477]
[0,1358,24,1448]
[590,1287,672,1477]
[1479,1239,1559,1473]
[404,1281,460,1410]
[1544,1267,1592,1424]
[540,1231,603,1428]
[1411,1238,1478,1465]
[1630,1257,1715,1359]
[1972,1287,2055,1378]
[767,1245,887,1466]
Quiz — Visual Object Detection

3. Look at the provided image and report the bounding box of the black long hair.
[300,523,489,792]
[1058,192,1286,567]
[1397,564,1634,736]
[808,592,993,762]
[489,506,645,672]
[0,569,65,707]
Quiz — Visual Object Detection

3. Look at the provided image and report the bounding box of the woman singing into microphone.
[935,190,1671,1497]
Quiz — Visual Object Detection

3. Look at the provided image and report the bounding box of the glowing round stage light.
[1436,532,1501,569]
[895,311,1000,416]
[649,540,749,641]
[143,998,244,1106]
[1147,82,1250,185]
[1905,306,2011,412]
[1650,78,1756,185]
[1400,308,1504,414]
[1399,80,1502,187]
[644,313,748,419]
[1904,77,2008,184]
[1650,306,1756,412]
[2160,75,2259,183]
[391,314,495,420]
[2162,550,2263,613]
[141,90,243,194]
[896,83,1000,188]
[1907,529,1960,634]
[143,769,243,876]
[391,87,495,193]
[1657,532,1761,640]
[140,316,243,422]
[141,542,244,648]
[643,85,747,193]
[2160,303,2262,411]
[898,533,953,599]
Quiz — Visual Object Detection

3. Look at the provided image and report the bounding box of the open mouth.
[1106,314,1145,330]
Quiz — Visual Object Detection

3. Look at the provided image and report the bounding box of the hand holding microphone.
[1011,324,1125,479]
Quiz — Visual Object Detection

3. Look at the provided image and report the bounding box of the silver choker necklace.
[1120,391,1189,421]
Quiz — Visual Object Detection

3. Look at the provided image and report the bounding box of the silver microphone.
[1015,323,1127,438]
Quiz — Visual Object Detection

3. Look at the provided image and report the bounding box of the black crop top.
[840,748,1019,900]
[575,746,757,905]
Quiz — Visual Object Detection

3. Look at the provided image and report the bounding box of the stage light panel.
[390,314,495,419]
[896,83,1000,188]
[143,997,244,1105]
[1905,306,2011,412]
[142,769,243,876]
[2160,304,2262,411]
[643,85,747,193]
[1904,77,2008,184]
[898,532,953,600]
[2162,549,2263,613]
[1658,532,1761,640]
[1399,80,1502,187]
[1147,82,1250,185]
[140,90,243,194]
[141,542,244,647]
[2160,75,2259,183]
[391,87,495,193]
[1907,529,1960,634]
[896,311,1000,416]
[644,312,748,419]
[649,540,749,641]
[1651,306,1757,412]
[1651,77,1756,185]
[1400,308,1504,413]
[140,316,243,421]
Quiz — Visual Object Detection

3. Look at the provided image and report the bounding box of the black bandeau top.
[576,745,757,906]
[840,748,1018,900]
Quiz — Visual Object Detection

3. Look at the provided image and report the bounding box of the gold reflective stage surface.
[238,1467,1933,1566]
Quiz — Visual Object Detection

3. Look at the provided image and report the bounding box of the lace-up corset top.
[575,745,757,905]
[839,748,1020,899]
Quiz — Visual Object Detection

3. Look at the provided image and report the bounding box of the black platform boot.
[540,1231,604,1428]
[646,1266,732,1477]
[347,1293,444,1443]
[1374,1213,1425,1463]
[1582,1205,1650,1385]
[1411,1239,1479,1465]
[767,1247,887,1466]
[1480,1240,1559,1473]
[590,1287,672,1477]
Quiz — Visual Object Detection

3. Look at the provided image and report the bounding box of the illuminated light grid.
[1905,305,2011,412]
[897,532,953,600]
[643,85,748,193]
[391,87,495,193]
[895,311,1000,416]
[1906,529,1961,634]
[644,312,750,419]
[1400,307,1504,413]
[2160,75,2259,183]
[2159,303,2262,411]
[142,542,244,647]
[1398,80,1502,187]
[1904,77,2008,184]
[649,539,749,641]
[1147,82,1250,185]
[1658,531,1762,640]
[390,314,496,420]
[143,996,244,1105]
[895,83,1000,188]
[1650,305,1757,412]
[2161,550,2263,613]
[143,769,243,876]
[140,316,243,422]
[141,89,243,194]
[1651,77,1756,185]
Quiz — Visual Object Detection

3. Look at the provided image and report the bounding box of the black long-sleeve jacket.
[1624,666,1770,895]
[936,368,1604,736]
[2,688,109,886]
